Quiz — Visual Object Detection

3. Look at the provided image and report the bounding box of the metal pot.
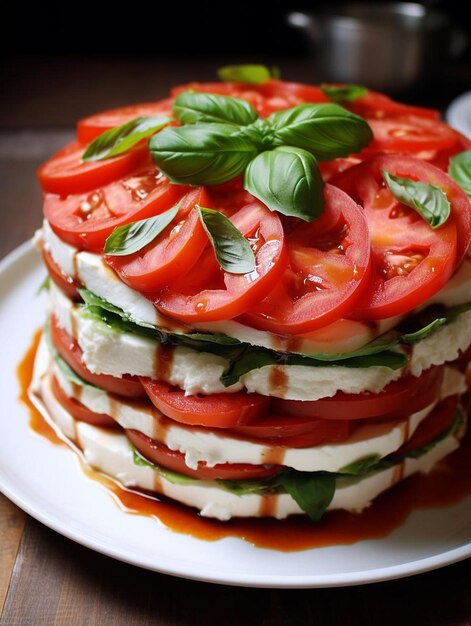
[287,2,467,94]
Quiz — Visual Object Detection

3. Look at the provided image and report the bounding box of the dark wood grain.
[1,56,470,626]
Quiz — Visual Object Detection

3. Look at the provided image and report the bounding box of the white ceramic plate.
[1,242,471,588]
[446,90,471,138]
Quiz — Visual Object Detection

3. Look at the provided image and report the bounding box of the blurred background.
[0,0,470,255]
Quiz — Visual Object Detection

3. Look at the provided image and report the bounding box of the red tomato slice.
[346,89,439,120]
[126,429,280,480]
[395,395,459,456]
[38,140,149,196]
[50,315,146,399]
[242,184,371,334]
[44,165,186,252]
[364,116,462,154]
[272,366,443,421]
[231,414,354,447]
[140,378,269,428]
[77,98,174,144]
[105,187,209,293]
[171,79,328,117]
[51,374,116,427]
[155,201,287,322]
[42,248,81,301]
[332,155,463,319]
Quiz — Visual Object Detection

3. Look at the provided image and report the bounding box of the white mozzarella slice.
[35,368,462,520]
[52,352,465,473]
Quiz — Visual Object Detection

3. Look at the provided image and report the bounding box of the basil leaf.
[55,354,97,388]
[382,170,450,228]
[244,146,324,221]
[321,83,367,103]
[149,123,258,185]
[218,64,272,84]
[198,206,255,274]
[449,150,471,197]
[82,115,171,162]
[36,275,50,296]
[220,348,278,387]
[132,451,197,484]
[278,470,335,521]
[338,455,381,475]
[104,203,180,256]
[269,103,373,161]
[173,91,258,127]
[401,318,446,344]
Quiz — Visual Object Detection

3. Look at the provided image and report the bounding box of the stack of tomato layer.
[37,79,471,513]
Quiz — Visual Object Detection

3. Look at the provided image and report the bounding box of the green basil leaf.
[132,450,197,484]
[173,91,258,126]
[149,123,258,185]
[104,203,180,256]
[401,318,447,344]
[218,64,272,84]
[269,103,373,161]
[197,206,255,274]
[321,83,367,103]
[220,348,278,387]
[55,354,97,388]
[82,115,171,162]
[382,170,450,228]
[244,146,324,221]
[338,455,381,475]
[278,470,335,521]
[36,275,50,296]
[449,150,471,197]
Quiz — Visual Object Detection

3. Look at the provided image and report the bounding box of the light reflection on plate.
[446,91,471,138]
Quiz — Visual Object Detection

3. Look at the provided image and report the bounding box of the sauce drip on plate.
[18,330,471,552]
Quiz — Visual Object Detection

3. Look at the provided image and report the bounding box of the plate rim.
[0,241,470,589]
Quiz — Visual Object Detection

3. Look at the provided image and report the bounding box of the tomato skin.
[155,201,288,322]
[231,414,354,447]
[105,187,209,293]
[332,155,462,319]
[44,166,186,252]
[126,429,281,480]
[242,184,371,334]
[140,378,270,428]
[51,374,116,427]
[77,98,174,144]
[346,89,439,120]
[49,315,146,399]
[38,141,149,195]
[41,248,81,301]
[395,395,459,456]
[272,366,443,421]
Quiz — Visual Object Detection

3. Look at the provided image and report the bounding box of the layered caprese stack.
[31,67,471,521]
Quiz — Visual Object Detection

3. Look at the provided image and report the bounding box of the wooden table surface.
[1,57,470,626]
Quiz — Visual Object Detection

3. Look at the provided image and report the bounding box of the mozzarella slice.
[32,368,462,521]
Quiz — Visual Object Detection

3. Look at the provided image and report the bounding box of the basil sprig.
[321,83,367,103]
[198,206,255,274]
[382,170,451,228]
[217,64,275,84]
[83,115,171,162]
[104,203,180,256]
[449,150,471,197]
[149,92,372,221]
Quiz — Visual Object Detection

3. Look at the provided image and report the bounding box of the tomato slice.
[41,248,81,301]
[126,429,280,480]
[364,116,462,154]
[272,366,443,421]
[242,184,371,334]
[140,378,269,428]
[395,395,459,456]
[332,155,463,319]
[44,165,186,252]
[155,200,287,322]
[38,140,149,196]
[231,413,354,447]
[49,315,146,399]
[77,98,174,144]
[105,187,209,293]
[346,89,439,120]
[51,374,116,427]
